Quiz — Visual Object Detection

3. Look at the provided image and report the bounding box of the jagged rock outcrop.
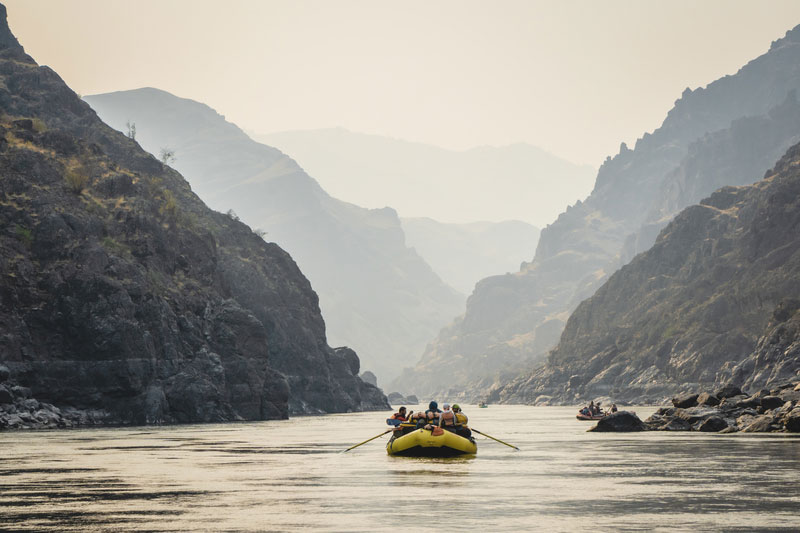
[734,299,800,391]
[84,88,464,385]
[498,141,800,405]
[0,4,387,428]
[394,23,800,400]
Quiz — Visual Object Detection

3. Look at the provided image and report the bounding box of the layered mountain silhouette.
[85,88,464,385]
[400,218,540,294]
[255,128,595,227]
[499,142,800,403]
[0,3,387,423]
[393,24,800,400]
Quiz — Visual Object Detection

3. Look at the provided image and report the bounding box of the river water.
[1,405,799,532]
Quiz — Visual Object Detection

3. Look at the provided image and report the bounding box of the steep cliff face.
[84,89,464,385]
[621,91,800,263]
[737,299,800,392]
[498,143,800,404]
[393,24,800,400]
[0,5,387,427]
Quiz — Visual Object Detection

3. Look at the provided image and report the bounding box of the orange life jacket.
[391,412,407,421]
[440,410,456,427]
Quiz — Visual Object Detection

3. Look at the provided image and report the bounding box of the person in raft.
[390,406,408,421]
[452,404,471,438]
[418,401,442,428]
[438,403,456,430]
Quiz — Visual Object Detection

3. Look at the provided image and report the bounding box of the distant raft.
[386,426,477,457]
[576,412,606,421]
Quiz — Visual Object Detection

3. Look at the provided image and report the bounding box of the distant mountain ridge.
[255,128,595,227]
[85,88,464,385]
[400,218,540,294]
[392,23,800,400]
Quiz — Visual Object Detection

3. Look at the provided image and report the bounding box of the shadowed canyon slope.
[393,24,800,400]
[256,128,596,227]
[498,142,800,404]
[85,88,463,385]
[0,5,387,427]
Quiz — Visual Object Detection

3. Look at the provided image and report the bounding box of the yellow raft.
[386,426,477,457]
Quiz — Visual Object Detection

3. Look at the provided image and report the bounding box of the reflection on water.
[1,406,799,532]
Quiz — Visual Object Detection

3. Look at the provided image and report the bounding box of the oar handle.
[470,428,520,450]
[344,428,393,452]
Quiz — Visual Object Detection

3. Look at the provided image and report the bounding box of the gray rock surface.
[360,371,378,387]
[672,394,699,409]
[697,393,720,407]
[588,411,646,432]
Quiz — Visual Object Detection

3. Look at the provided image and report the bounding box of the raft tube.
[387,428,477,457]
[576,413,606,421]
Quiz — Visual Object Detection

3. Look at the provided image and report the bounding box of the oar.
[343,428,393,452]
[470,428,519,450]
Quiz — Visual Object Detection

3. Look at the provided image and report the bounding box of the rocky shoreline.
[590,380,800,433]
[0,366,111,430]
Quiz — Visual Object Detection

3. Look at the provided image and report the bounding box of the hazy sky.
[5,1,800,167]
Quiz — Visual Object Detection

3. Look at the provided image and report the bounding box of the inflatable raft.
[387,426,477,457]
[576,411,606,421]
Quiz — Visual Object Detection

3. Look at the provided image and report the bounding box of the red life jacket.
[391,412,407,421]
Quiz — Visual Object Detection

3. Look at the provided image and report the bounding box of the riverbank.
[591,379,800,433]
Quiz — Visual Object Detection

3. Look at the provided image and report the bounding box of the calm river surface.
[1,406,799,532]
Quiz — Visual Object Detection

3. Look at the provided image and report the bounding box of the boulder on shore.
[360,371,378,387]
[672,393,699,408]
[387,392,406,404]
[696,392,720,407]
[641,379,800,433]
[697,416,729,432]
[588,411,646,432]
[715,384,744,400]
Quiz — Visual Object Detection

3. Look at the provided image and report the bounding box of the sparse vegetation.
[101,236,130,256]
[15,224,32,248]
[64,167,89,193]
[160,189,178,218]
[159,148,176,165]
[126,120,136,140]
[226,209,239,221]
[31,117,46,133]
[254,228,267,239]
